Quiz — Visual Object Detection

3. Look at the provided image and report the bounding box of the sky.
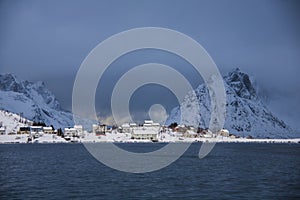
[0,0,299,129]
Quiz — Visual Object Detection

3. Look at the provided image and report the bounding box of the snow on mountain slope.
[167,68,297,138]
[0,110,32,134]
[0,73,94,130]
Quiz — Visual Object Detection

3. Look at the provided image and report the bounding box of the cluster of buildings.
[0,120,235,142]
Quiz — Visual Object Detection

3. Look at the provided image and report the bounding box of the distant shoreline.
[0,134,299,144]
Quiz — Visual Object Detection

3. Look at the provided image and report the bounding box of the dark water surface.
[0,143,299,199]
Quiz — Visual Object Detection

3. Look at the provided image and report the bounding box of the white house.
[30,126,44,138]
[201,129,213,138]
[0,127,5,135]
[131,120,160,141]
[74,125,83,136]
[43,127,54,134]
[219,129,230,137]
[121,123,131,133]
[131,127,158,141]
[143,120,154,127]
[129,123,137,128]
[64,127,78,138]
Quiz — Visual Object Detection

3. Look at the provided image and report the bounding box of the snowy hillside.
[0,110,32,134]
[167,68,297,138]
[0,73,94,130]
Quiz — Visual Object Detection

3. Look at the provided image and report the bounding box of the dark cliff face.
[224,68,256,100]
[0,74,25,93]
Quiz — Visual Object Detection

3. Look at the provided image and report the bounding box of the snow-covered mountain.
[0,71,296,138]
[0,73,93,130]
[167,68,296,138]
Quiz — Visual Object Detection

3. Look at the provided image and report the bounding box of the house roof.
[132,127,159,135]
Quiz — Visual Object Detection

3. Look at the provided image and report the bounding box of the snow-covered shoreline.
[1,133,299,144]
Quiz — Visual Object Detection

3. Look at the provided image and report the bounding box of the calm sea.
[0,143,299,199]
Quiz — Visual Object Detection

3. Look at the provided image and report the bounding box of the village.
[0,119,244,143]
[1,119,299,144]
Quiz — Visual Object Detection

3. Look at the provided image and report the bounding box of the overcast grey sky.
[0,0,299,129]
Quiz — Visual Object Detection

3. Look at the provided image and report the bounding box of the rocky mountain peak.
[0,73,95,130]
[0,73,25,93]
[0,73,61,110]
[224,68,257,100]
[167,69,295,138]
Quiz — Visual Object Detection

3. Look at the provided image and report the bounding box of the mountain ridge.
[0,73,95,130]
[0,71,297,138]
[166,68,296,138]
